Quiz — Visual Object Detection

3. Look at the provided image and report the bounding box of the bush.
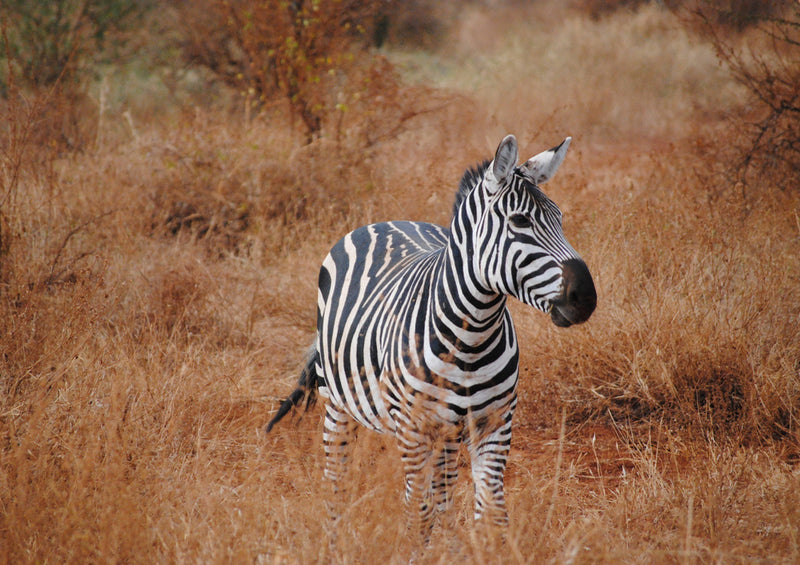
[694,3,800,196]
[0,0,145,94]
[177,0,387,142]
[572,0,653,20]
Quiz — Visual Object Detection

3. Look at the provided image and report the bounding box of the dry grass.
[1,2,799,563]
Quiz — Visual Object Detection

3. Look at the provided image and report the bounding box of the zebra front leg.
[468,413,513,528]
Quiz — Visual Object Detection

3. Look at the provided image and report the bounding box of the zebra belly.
[316,221,450,434]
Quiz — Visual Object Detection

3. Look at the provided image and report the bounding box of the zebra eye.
[508,214,532,229]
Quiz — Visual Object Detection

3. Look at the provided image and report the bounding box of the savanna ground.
[1,1,799,563]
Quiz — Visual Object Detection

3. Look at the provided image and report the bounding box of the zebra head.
[464,134,596,327]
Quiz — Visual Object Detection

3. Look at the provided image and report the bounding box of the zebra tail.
[265,346,320,433]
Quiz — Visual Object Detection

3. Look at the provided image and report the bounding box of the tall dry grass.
[1,2,799,563]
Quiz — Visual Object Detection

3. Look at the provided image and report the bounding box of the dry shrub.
[0,1,151,155]
[0,87,99,153]
[687,0,784,30]
[373,0,456,48]
[571,0,652,20]
[84,109,376,259]
[174,0,445,150]
[0,1,144,91]
[145,141,255,257]
[691,2,800,198]
[176,0,388,141]
[0,91,111,293]
[574,0,782,27]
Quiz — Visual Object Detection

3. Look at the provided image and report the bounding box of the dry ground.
[1,3,799,564]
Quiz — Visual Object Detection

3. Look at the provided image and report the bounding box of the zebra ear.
[518,137,572,185]
[491,135,519,185]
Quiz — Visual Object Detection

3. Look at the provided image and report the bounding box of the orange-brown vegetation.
[1,1,798,563]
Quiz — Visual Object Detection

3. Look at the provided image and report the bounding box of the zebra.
[267,134,596,540]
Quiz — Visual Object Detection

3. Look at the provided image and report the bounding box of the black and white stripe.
[268,134,597,540]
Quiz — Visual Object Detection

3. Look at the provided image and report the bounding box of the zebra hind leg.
[398,429,438,545]
[431,440,460,518]
[322,402,358,526]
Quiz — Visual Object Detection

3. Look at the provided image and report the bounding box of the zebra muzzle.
[550,258,597,328]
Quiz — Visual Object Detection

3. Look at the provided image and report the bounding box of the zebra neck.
[428,239,508,352]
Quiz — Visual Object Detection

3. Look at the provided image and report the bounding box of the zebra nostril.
[560,258,597,317]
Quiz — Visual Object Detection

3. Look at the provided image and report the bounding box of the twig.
[45,209,117,287]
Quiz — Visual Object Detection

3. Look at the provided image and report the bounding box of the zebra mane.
[452,159,491,218]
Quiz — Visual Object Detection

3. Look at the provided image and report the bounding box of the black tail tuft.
[266,346,320,433]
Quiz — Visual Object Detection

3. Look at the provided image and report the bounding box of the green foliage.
[0,0,146,95]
